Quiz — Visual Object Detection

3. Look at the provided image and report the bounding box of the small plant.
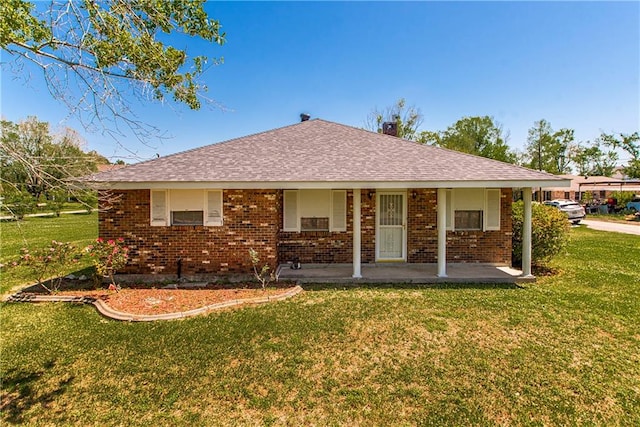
[18,241,82,293]
[248,248,278,291]
[85,238,129,288]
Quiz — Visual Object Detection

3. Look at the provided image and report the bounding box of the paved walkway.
[0,209,90,221]
[581,219,640,235]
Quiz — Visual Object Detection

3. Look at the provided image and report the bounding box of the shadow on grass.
[0,360,74,425]
[301,282,524,291]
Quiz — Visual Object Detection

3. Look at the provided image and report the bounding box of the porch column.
[352,189,362,278]
[437,188,447,277]
[522,187,533,277]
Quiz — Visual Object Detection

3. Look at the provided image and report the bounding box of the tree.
[1,117,100,205]
[365,98,424,141]
[433,116,516,163]
[525,119,574,174]
[570,140,618,177]
[600,131,640,179]
[0,0,225,141]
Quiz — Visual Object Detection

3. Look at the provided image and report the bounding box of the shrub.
[2,191,35,219]
[85,238,129,287]
[512,201,570,267]
[18,241,82,293]
[613,191,635,207]
[248,248,278,290]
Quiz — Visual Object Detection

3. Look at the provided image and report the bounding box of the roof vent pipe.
[300,113,311,122]
[382,121,398,137]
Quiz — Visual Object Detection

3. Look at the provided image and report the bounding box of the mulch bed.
[18,280,298,316]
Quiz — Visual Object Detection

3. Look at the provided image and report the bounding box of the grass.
[0,212,98,294]
[1,225,639,425]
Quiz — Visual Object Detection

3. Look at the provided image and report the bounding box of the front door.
[376,192,406,261]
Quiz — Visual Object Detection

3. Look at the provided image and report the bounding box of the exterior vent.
[382,121,398,137]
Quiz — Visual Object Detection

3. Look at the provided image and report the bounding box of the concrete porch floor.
[278,263,534,284]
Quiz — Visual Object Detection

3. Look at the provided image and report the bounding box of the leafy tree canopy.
[570,139,618,177]
[525,119,574,174]
[433,116,516,164]
[1,117,101,200]
[0,0,225,139]
[600,131,640,179]
[365,98,424,141]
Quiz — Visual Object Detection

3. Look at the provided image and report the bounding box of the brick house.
[87,118,568,279]
[538,174,640,203]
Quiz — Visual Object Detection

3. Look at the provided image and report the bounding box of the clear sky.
[1,1,639,164]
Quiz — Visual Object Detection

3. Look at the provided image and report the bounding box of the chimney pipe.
[382,121,398,137]
[300,113,311,122]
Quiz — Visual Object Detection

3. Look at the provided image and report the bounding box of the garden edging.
[5,285,304,321]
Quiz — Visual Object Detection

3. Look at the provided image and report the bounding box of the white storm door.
[377,192,407,261]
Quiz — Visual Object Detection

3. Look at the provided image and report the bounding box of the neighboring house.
[96,164,126,173]
[86,118,568,279]
[539,174,640,202]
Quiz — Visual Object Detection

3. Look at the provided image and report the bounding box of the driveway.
[581,219,640,236]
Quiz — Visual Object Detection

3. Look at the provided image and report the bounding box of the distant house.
[96,164,126,173]
[539,174,640,202]
[86,118,568,279]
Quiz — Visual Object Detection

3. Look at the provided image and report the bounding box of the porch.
[278,263,534,284]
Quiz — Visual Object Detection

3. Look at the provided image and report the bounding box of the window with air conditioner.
[445,188,501,231]
[283,189,347,232]
[150,189,223,227]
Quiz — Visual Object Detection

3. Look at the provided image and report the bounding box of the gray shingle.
[86,119,565,184]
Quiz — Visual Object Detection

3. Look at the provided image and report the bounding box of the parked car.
[543,199,586,224]
[626,196,640,213]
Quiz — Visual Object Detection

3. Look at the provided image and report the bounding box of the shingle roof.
[86,119,566,186]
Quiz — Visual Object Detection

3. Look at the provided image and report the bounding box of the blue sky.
[1,1,638,164]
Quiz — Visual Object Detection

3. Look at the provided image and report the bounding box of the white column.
[352,189,362,278]
[522,187,533,277]
[437,188,447,277]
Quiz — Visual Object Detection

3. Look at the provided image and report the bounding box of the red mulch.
[21,281,298,316]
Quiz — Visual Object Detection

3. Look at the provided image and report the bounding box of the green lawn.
[1,226,639,425]
[0,213,98,294]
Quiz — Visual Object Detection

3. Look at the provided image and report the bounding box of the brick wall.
[277,190,376,264]
[444,188,513,264]
[406,188,513,264]
[99,189,280,275]
[99,187,513,276]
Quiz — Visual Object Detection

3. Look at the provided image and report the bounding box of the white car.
[543,199,586,224]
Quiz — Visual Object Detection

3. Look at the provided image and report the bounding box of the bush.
[18,241,82,293]
[512,201,570,267]
[85,238,129,287]
[613,191,636,207]
[2,191,35,219]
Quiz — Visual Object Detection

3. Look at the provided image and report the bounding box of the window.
[150,189,223,226]
[455,210,483,230]
[445,188,501,231]
[283,189,347,232]
[172,211,203,225]
[301,217,329,231]
[151,190,168,226]
[564,192,570,199]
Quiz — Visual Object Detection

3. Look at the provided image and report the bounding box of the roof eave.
[88,179,571,190]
